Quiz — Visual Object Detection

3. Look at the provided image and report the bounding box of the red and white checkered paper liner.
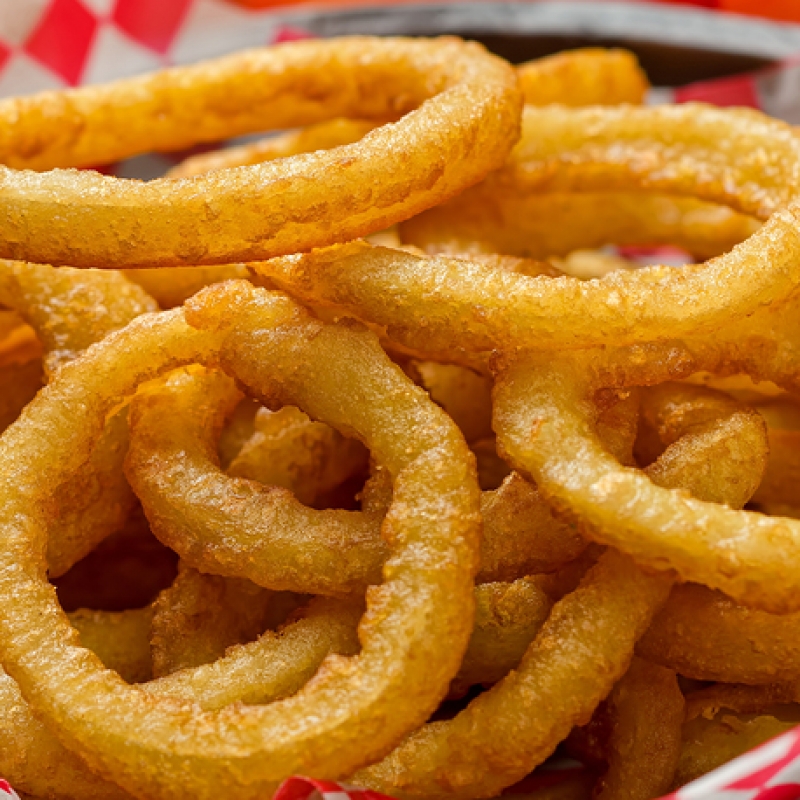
[0,781,18,800]
[2,1,800,799]
[242,728,800,800]
[267,736,800,800]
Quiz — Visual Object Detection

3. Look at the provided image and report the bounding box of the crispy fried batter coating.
[0,282,482,798]
[0,261,157,576]
[593,658,685,800]
[128,366,637,594]
[0,38,521,268]
[151,564,275,678]
[354,551,671,799]
[260,105,800,358]
[517,49,648,107]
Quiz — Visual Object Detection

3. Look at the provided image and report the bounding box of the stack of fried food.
[1,36,800,800]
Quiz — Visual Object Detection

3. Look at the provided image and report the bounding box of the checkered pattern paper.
[0,780,19,800]
[0,0,296,95]
[665,728,800,800]
[2,2,800,800]
[274,777,395,800]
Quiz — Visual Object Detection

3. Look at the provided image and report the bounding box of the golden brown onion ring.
[401,192,758,262]
[638,583,800,685]
[150,564,274,678]
[517,48,648,107]
[593,658,684,800]
[354,550,671,799]
[425,379,768,711]
[630,384,800,683]
[491,333,800,612]
[355,377,762,798]
[2,572,571,799]
[409,104,800,222]
[167,47,644,181]
[126,367,388,596]
[0,597,362,800]
[0,281,482,797]
[127,367,616,595]
[0,261,157,576]
[0,38,521,268]
[259,105,800,357]
[462,378,769,701]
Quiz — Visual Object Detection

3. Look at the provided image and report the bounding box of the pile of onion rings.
[1,36,800,800]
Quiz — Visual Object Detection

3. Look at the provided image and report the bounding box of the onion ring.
[638,582,800,684]
[126,365,640,593]
[629,384,800,682]
[166,47,644,181]
[380,377,767,724]
[258,104,800,356]
[354,550,671,798]
[517,48,648,107]
[444,379,770,699]
[2,571,572,798]
[0,38,521,268]
[0,596,362,800]
[0,280,482,796]
[0,261,157,576]
[412,104,800,220]
[126,367,388,596]
[491,329,800,612]
[355,376,761,797]
[400,192,759,262]
[594,658,684,800]
[150,563,275,678]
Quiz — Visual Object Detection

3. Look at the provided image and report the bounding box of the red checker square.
[651,0,719,7]
[112,0,193,55]
[674,75,760,109]
[24,0,98,86]
[272,25,315,44]
[0,40,10,74]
